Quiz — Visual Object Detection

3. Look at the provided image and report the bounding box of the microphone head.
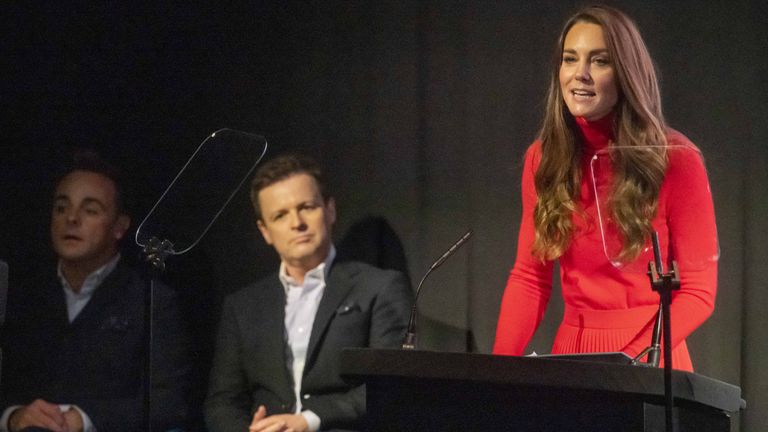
[430,229,473,270]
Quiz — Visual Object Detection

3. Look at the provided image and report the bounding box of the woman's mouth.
[572,89,596,99]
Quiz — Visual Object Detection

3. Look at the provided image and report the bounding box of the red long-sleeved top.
[493,115,718,371]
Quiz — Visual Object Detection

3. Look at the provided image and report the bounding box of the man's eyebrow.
[81,197,108,209]
[53,195,107,209]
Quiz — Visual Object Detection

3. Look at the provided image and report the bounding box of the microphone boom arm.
[402,229,473,350]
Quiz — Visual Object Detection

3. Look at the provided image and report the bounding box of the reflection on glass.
[588,145,719,273]
[135,129,268,256]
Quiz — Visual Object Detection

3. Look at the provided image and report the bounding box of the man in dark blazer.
[0,152,192,432]
[204,154,412,432]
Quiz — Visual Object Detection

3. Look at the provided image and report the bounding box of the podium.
[341,348,742,431]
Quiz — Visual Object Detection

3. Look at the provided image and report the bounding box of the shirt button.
[303,394,310,400]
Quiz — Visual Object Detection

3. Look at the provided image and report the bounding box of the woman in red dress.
[492,5,718,372]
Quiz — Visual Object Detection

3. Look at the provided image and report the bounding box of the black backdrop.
[1,1,766,431]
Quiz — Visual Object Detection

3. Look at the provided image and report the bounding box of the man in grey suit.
[204,154,412,432]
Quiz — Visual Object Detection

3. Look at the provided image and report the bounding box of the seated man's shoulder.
[332,259,411,292]
[113,260,178,300]
[224,272,281,304]
[335,259,400,278]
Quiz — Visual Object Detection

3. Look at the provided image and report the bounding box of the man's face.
[256,173,336,272]
[51,170,130,270]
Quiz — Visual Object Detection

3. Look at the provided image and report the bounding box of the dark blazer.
[204,259,412,432]
[0,259,192,432]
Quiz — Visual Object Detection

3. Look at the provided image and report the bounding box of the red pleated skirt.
[551,305,693,371]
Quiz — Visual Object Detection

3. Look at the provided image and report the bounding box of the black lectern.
[341,349,742,432]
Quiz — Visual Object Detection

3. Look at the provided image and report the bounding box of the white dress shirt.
[278,246,336,432]
[60,253,120,322]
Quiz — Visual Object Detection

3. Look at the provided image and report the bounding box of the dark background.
[1,1,766,431]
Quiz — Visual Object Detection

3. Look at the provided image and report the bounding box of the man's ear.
[113,215,131,240]
[257,219,273,245]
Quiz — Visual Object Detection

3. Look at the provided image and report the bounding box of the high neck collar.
[575,112,615,151]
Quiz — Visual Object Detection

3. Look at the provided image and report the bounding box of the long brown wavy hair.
[532,5,668,262]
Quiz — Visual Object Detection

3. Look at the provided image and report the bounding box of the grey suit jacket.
[204,259,412,432]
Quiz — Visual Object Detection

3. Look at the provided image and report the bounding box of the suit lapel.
[305,261,356,366]
[256,276,294,399]
[261,277,290,362]
[44,273,71,327]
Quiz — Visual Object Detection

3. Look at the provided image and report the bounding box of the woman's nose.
[575,61,591,82]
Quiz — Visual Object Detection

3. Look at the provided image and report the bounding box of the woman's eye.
[593,57,610,66]
[562,55,577,63]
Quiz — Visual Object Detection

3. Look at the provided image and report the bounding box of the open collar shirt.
[278,246,336,432]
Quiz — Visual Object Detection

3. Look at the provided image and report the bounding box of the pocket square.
[100,315,130,331]
[336,302,359,315]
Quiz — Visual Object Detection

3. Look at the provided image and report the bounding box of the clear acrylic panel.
[589,145,719,273]
[135,129,267,255]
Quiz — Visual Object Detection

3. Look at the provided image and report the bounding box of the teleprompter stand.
[631,232,681,432]
[138,237,175,432]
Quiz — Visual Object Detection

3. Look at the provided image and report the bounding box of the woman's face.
[559,22,618,121]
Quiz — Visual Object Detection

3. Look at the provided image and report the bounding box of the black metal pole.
[142,276,154,432]
[662,281,673,432]
[140,237,174,432]
[647,232,678,432]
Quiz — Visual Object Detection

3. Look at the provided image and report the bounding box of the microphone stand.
[402,230,473,350]
[401,271,431,350]
[641,232,680,432]
[139,237,176,432]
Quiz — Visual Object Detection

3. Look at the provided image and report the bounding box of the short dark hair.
[55,150,129,216]
[249,153,329,220]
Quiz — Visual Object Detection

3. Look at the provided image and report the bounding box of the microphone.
[402,229,473,349]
